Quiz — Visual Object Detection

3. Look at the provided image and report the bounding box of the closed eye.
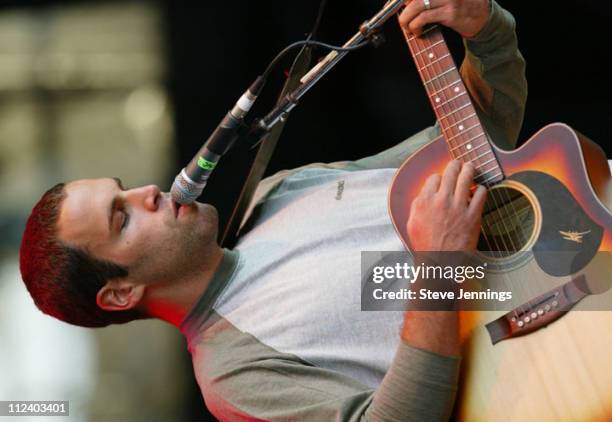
[120,209,130,231]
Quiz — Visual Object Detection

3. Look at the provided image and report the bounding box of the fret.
[474,169,497,183]
[413,39,445,56]
[406,25,438,42]
[447,123,481,142]
[475,157,498,169]
[434,91,467,109]
[455,146,491,161]
[446,112,477,129]
[476,171,503,185]
[423,67,456,85]
[438,102,471,121]
[429,79,461,97]
[449,132,486,151]
[418,53,451,72]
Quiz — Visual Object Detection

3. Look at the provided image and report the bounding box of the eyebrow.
[108,177,125,233]
[113,177,125,190]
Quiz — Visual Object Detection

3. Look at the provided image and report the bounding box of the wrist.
[465,0,515,48]
[464,0,493,40]
[401,311,460,357]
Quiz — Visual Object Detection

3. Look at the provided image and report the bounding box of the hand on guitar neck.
[398,0,491,38]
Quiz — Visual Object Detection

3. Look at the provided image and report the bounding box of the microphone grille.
[171,171,205,204]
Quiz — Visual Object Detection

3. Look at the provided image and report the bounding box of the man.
[19,0,526,420]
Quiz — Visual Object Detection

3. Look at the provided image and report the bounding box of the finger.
[453,162,475,204]
[398,0,442,32]
[408,7,449,36]
[398,0,426,29]
[438,160,462,197]
[420,173,442,196]
[468,184,488,217]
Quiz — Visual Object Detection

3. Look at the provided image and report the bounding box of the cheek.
[132,212,212,260]
[120,219,166,261]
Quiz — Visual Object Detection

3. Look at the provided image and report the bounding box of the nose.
[125,184,161,212]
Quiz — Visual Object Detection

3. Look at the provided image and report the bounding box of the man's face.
[57,178,219,285]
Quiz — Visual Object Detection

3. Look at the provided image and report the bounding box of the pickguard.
[510,170,603,276]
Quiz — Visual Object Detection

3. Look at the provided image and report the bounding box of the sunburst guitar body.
[388,26,612,421]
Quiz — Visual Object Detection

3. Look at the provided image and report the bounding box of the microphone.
[171,77,264,204]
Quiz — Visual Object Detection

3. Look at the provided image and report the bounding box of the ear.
[96,281,145,312]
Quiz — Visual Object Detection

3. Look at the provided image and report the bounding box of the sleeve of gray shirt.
[193,314,460,421]
[366,343,460,421]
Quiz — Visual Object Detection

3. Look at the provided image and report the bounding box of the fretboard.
[404,25,503,186]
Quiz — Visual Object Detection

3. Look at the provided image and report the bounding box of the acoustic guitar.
[388,25,612,421]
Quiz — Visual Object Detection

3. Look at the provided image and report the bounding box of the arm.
[355,0,527,170]
[461,0,527,150]
[396,159,486,418]
[402,159,486,352]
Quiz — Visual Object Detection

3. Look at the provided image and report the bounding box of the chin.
[194,203,219,240]
[198,203,218,222]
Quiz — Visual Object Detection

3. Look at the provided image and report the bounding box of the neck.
[403,25,504,186]
[143,245,225,327]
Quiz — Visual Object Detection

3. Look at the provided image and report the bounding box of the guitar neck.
[404,25,503,186]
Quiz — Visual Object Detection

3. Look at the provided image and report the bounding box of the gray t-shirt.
[221,167,406,389]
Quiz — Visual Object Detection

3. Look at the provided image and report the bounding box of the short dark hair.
[19,183,147,328]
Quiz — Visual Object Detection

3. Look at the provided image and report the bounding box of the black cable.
[293,0,328,68]
[309,0,328,41]
[261,38,370,82]
[257,0,354,87]
[247,1,368,109]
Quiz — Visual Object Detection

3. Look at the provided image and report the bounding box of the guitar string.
[408,27,531,317]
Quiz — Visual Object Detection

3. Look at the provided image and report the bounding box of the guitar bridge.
[486,275,590,344]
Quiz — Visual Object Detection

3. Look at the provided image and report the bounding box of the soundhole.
[477,184,537,258]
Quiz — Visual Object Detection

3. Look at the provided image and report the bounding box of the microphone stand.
[221,0,406,245]
[252,0,406,136]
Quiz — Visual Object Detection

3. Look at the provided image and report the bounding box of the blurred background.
[0,0,610,421]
